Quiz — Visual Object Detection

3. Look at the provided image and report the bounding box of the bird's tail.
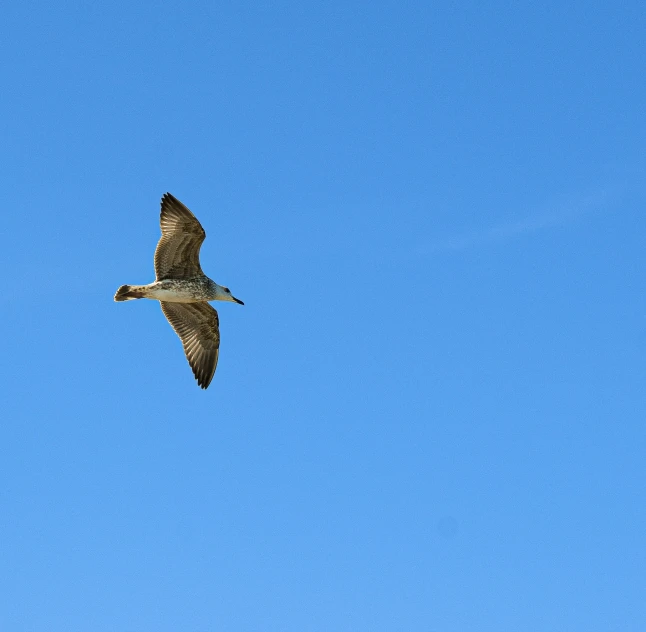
[114,284,147,301]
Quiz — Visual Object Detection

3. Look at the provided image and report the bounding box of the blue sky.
[1,2,645,630]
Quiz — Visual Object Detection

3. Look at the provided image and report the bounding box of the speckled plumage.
[114,193,243,389]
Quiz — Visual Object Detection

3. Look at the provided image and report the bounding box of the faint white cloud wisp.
[422,188,615,254]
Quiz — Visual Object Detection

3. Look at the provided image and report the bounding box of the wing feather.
[154,193,206,280]
[160,302,220,389]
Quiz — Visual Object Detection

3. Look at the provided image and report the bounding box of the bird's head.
[214,283,244,305]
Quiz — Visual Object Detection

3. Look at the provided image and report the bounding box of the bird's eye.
[224,288,230,293]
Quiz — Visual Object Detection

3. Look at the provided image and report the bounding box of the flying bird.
[115,193,243,389]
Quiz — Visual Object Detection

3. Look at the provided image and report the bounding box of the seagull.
[114,193,243,389]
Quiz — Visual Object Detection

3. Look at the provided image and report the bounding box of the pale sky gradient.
[1,2,645,631]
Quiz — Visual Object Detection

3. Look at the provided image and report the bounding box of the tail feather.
[114,284,145,301]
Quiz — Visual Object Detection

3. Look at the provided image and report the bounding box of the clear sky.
[1,2,645,631]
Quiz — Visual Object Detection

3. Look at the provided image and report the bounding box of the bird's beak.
[232,296,244,305]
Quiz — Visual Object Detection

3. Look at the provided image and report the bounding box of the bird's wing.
[154,193,206,280]
[161,302,220,389]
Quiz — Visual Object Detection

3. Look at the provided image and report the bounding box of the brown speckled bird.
[115,193,243,389]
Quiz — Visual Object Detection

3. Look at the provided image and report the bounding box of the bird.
[114,193,243,389]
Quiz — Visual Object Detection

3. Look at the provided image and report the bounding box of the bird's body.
[114,193,243,389]
[115,277,220,303]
